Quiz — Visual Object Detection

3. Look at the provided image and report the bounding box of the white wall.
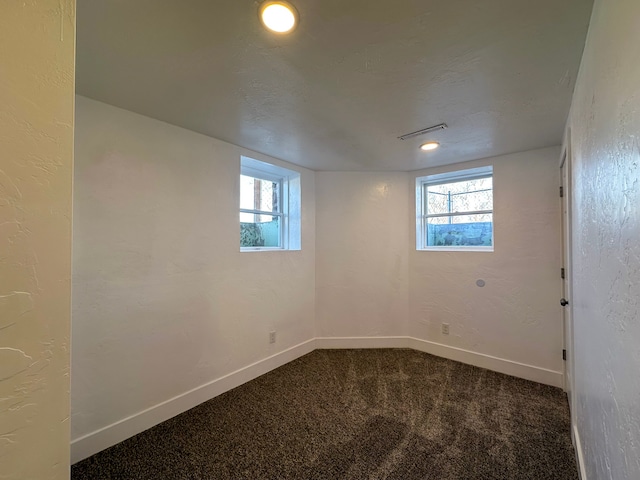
[315,172,409,338]
[72,96,316,461]
[409,148,564,384]
[314,151,563,387]
[73,102,567,461]
[565,0,640,478]
[0,2,74,479]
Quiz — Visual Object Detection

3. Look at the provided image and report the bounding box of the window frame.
[240,157,301,252]
[415,165,494,252]
[240,168,286,249]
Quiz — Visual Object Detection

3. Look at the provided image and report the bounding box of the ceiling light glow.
[420,142,440,151]
[260,2,298,33]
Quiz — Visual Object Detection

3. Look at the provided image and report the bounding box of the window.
[240,156,301,251]
[416,166,493,251]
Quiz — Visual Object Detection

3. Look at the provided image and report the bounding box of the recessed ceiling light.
[420,142,440,151]
[259,1,298,34]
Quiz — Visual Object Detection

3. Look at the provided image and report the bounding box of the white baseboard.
[573,424,587,480]
[72,335,564,463]
[315,336,410,349]
[70,338,316,464]
[314,336,562,388]
[408,337,563,388]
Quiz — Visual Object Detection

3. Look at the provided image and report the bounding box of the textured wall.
[0,1,75,479]
[409,148,563,372]
[315,152,562,375]
[74,97,569,463]
[72,97,315,446]
[566,0,640,477]
[316,172,409,337]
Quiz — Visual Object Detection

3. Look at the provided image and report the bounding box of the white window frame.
[415,165,494,252]
[240,156,301,251]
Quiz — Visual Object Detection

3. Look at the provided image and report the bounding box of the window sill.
[417,247,494,253]
[240,247,300,252]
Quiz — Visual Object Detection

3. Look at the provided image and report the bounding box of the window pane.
[426,214,493,247]
[240,215,281,248]
[240,175,280,213]
[427,177,493,215]
[240,175,255,210]
[260,179,279,213]
[426,190,449,216]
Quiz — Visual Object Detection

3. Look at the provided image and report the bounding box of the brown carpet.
[72,349,578,479]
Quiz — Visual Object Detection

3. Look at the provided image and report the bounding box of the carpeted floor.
[72,349,578,479]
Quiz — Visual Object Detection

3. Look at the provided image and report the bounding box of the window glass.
[240,174,282,248]
[240,157,301,251]
[240,175,280,213]
[240,214,281,248]
[416,166,493,250]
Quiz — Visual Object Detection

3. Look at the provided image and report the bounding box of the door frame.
[559,136,575,421]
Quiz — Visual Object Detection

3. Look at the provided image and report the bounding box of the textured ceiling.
[76,0,593,171]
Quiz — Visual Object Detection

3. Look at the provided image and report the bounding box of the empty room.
[2,0,639,479]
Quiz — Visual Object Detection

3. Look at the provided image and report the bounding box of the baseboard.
[314,336,561,387]
[315,336,410,349]
[72,335,563,463]
[70,338,317,464]
[573,424,588,480]
[408,338,563,387]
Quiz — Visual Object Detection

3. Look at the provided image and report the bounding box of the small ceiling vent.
[398,123,447,140]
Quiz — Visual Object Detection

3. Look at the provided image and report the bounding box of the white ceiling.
[76,0,593,171]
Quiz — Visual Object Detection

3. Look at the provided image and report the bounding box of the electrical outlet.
[269,331,276,344]
[441,323,450,335]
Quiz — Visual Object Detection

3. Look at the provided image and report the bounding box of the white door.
[560,147,575,418]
